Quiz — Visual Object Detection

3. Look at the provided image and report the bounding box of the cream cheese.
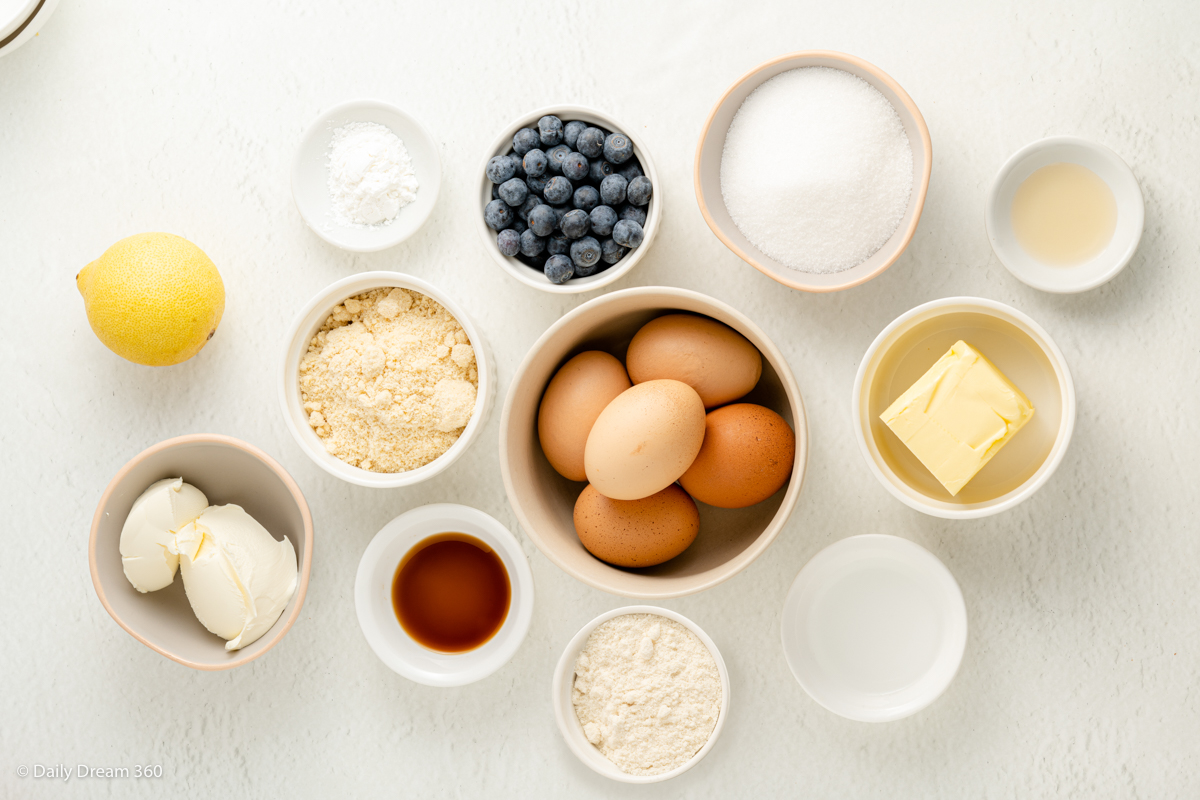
[118,478,208,593]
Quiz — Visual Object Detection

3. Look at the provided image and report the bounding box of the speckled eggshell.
[625,314,763,408]
[679,403,796,509]
[584,379,706,500]
[573,483,700,567]
[538,351,632,482]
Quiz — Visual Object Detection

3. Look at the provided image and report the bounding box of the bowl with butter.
[853,297,1075,519]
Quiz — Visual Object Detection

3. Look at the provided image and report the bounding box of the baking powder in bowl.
[326,121,419,227]
[720,66,913,274]
[572,613,721,776]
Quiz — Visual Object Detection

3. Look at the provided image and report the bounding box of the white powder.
[572,614,722,776]
[720,66,914,274]
[326,121,419,228]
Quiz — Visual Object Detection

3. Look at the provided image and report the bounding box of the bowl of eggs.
[500,287,808,598]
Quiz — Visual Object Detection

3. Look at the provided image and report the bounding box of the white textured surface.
[2,1,1198,796]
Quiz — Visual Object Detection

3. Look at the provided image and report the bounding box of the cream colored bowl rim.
[87,433,314,671]
[851,296,1076,519]
[499,285,809,598]
[551,605,730,783]
[693,50,933,293]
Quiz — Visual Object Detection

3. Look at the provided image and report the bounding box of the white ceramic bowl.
[986,136,1143,293]
[695,51,932,293]
[291,99,442,252]
[476,105,661,294]
[781,534,967,722]
[354,504,534,687]
[552,605,729,783]
[280,271,494,488]
[0,0,59,58]
[853,297,1075,519]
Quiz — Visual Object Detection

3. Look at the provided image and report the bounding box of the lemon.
[76,233,225,367]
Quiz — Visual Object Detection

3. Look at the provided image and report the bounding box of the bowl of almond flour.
[552,607,729,783]
[280,272,493,488]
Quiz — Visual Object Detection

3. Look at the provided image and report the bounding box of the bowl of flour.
[292,99,441,252]
[695,51,932,292]
[552,606,729,783]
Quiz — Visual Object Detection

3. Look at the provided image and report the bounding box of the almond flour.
[572,613,722,776]
[299,287,478,473]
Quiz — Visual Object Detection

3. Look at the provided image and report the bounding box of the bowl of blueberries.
[478,105,658,293]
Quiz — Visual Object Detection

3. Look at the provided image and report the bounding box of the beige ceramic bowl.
[853,297,1075,519]
[500,287,808,598]
[89,434,314,670]
[695,51,932,292]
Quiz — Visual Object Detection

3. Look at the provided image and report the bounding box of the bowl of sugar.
[695,51,932,293]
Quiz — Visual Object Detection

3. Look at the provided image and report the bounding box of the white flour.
[572,614,722,776]
[326,121,418,228]
[721,66,913,274]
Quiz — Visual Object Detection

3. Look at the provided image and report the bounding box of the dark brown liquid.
[392,533,511,653]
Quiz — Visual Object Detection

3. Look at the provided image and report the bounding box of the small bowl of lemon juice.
[986,137,1143,294]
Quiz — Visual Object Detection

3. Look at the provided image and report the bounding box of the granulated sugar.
[572,614,722,776]
[720,67,913,274]
[326,122,419,228]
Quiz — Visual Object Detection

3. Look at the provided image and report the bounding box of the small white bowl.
[475,105,661,294]
[551,605,730,783]
[291,99,442,252]
[354,504,534,687]
[0,0,59,58]
[781,535,967,722]
[986,136,1143,293]
[279,271,494,488]
[853,297,1075,519]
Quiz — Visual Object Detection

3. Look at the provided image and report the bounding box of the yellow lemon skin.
[76,233,225,367]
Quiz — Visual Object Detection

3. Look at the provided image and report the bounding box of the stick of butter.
[880,341,1034,496]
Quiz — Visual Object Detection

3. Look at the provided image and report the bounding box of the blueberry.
[617,159,643,182]
[560,209,590,239]
[601,237,627,264]
[600,174,627,206]
[618,204,647,226]
[486,155,516,184]
[546,144,571,174]
[550,204,570,230]
[509,215,528,234]
[498,177,529,207]
[527,204,556,237]
[627,175,652,206]
[526,173,550,196]
[561,152,589,181]
[520,252,548,270]
[508,153,525,178]
[497,229,521,257]
[547,234,570,256]
[612,219,644,248]
[589,205,617,236]
[544,254,574,284]
[577,127,606,158]
[603,132,634,164]
[491,182,500,200]
[543,176,572,205]
[588,159,615,183]
[538,115,564,147]
[519,229,546,257]
[484,199,513,231]
[517,194,540,221]
[571,236,602,271]
[564,120,586,149]
[573,185,600,213]
[513,128,540,156]
[522,149,548,178]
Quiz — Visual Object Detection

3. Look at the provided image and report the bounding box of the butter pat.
[880,340,1034,496]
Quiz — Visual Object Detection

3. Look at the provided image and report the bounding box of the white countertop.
[2,1,1198,796]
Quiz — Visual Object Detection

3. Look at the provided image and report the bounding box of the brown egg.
[679,403,796,508]
[626,314,762,408]
[538,351,631,481]
[573,483,700,568]
[584,379,706,500]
